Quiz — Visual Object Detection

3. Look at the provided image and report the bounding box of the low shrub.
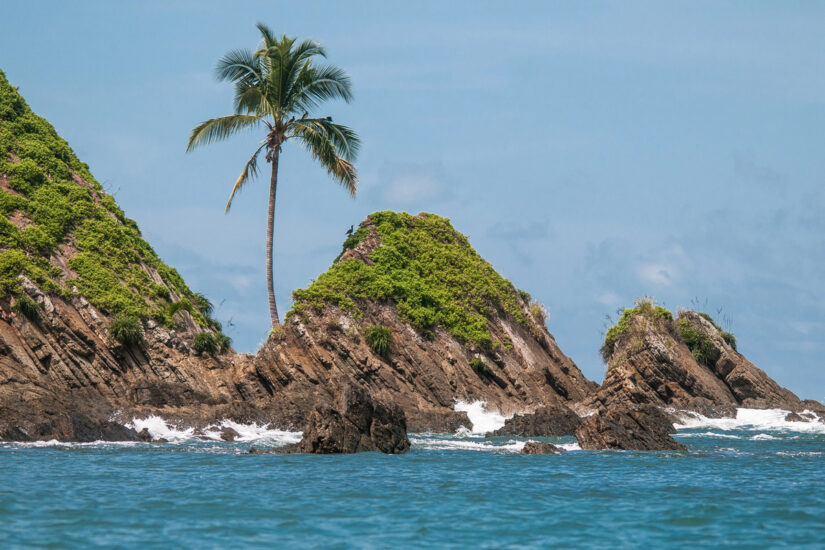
[12,294,41,323]
[365,325,392,356]
[192,332,218,355]
[216,332,232,353]
[678,318,719,366]
[600,297,672,362]
[110,314,143,346]
[698,312,738,351]
[720,330,737,350]
[529,300,547,326]
[469,357,491,376]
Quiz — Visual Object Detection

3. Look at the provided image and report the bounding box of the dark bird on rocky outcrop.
[346,225,354,236]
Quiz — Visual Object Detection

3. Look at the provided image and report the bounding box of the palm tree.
[187,23,360,328]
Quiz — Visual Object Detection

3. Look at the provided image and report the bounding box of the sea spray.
[673,408,825,434]
[454,401,509,434]
[127,416,301,445]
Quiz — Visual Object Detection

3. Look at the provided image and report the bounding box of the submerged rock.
[575,405,686,451]
[488,404,580,437]
[219,426,240,442]
[521,441,563,455]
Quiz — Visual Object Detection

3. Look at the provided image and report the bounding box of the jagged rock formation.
[249,384,409,455]
[591,301,824,418]
[488,404,581,437]
[575,405,685,451]
[0,72,597,439]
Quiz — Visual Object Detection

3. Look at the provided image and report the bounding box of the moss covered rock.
[290,211,542,349]
[0,69,214,328]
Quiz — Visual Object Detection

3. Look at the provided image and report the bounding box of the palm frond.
[289,64,353,113]
[215,49,262,84]
[187,114,263,151]
[290,122,358,196]
[290,118,360,161]
[226,142,267,212]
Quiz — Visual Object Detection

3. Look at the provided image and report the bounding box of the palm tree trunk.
[266,148,280,327]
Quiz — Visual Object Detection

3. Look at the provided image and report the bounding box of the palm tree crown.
[187,23,360,327]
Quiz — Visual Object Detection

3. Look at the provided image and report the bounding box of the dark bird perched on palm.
[187,23,360,328]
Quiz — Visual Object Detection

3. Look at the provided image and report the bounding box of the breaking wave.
[453,401,510,434]
[126,415,302,445]
[673,408,824,434]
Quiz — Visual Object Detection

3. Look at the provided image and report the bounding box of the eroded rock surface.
[590,310,819,416]
[521,441,563,455]
[488,404,580,437]
[575,405,685,451]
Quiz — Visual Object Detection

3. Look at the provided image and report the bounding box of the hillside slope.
[0,70,242,440]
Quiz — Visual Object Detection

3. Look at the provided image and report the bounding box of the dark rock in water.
[0,426,32,442]
[249,384,410,455]
[300,384,410,454]
[220,427,240,442]
[521,441,563,455]
[489,404,580,437]
[136,427,167,443]
[784,412,807,422]
[575,405,686,451]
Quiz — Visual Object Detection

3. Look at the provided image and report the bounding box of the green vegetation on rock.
[12,294,40,323]
[110,314,144,346]
[469,357,492,377]
[678,318,720,366]
[364,324,392,356]
[601,297,672,362]
[290,211,534,348]
[0,70,225,338]
[698,312,737,350]
[193,332,227,355]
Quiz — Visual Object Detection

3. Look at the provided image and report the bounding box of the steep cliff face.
[0,70,241,440]
[237,213,597,431]
[590,301,822,416]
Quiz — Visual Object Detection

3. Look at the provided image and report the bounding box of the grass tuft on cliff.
[290,211,534,348]
[600,297,672,362]
[697,312,737,350]
[0,70,223,335]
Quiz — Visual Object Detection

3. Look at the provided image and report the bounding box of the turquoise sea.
[2,408,824,549]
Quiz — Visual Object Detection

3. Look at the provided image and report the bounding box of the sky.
[1,1,824,398]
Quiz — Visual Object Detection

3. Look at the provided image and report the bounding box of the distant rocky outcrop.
[575,405,685,451]
[488,404,581,437]
[590,300,822,417]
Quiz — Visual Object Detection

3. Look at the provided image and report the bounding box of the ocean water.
[2,406,824,549]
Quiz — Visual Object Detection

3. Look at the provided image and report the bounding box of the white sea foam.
[674,408,825,434]
[126,415,301,445]
[454,400,509,434]
[1,439,140,448]
[410,435,525,453]
[128,415,196,442]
